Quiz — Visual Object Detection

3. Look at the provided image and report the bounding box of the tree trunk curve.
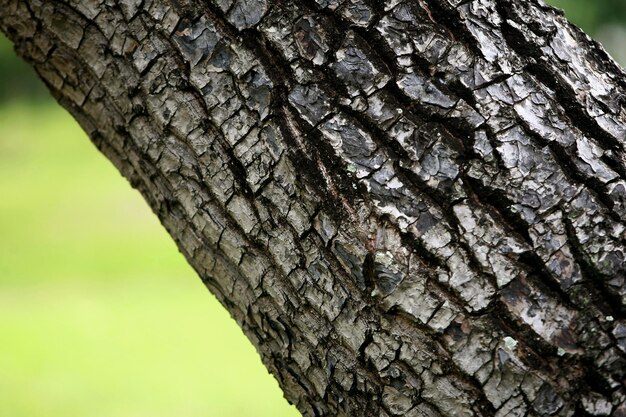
[2,0,626,415]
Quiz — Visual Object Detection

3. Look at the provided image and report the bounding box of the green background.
[0,2,624,417]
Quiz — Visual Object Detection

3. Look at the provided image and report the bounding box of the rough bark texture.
[2,0,626,415]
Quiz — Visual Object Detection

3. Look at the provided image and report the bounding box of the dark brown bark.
[2,0,626,415]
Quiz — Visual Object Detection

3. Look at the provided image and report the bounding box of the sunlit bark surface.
[2,0,626,415]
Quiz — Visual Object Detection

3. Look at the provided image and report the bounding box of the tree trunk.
[2,0,626,415]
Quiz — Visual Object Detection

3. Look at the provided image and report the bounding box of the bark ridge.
[2,0,626,415]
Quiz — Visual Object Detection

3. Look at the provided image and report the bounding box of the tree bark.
[2,0,626,415]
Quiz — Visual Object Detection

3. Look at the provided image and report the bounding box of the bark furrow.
[2,0,626,415]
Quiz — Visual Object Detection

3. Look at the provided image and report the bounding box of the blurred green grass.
[0,102,299,417]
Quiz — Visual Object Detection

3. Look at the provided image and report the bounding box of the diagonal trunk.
[2,0,626,415]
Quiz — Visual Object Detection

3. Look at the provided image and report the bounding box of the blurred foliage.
[0,35,48,102]
[546,0,626,33]
[0,103,300,417]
